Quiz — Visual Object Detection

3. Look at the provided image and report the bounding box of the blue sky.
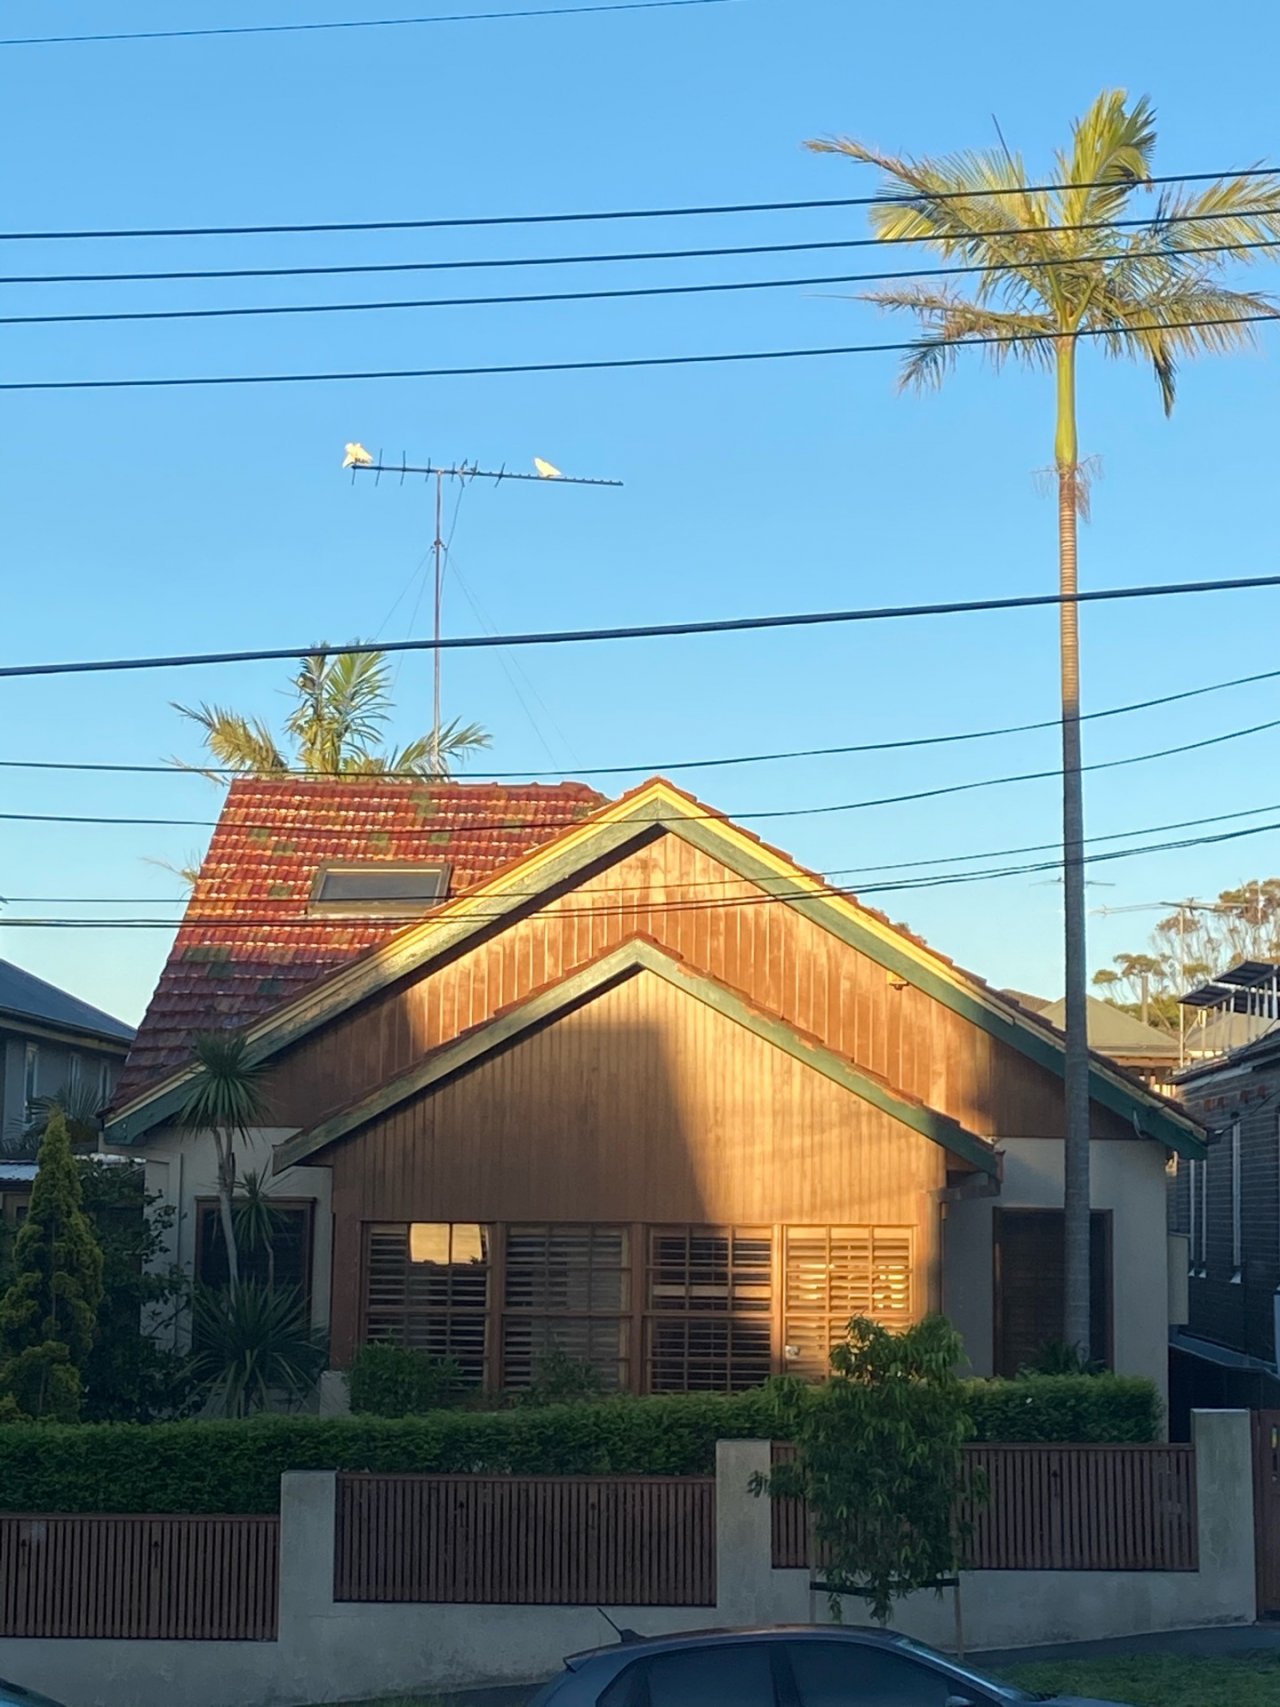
[1,0,1278,1027]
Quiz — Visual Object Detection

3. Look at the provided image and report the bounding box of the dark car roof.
[0,1679,67,1707]
[565,1625,906,1669]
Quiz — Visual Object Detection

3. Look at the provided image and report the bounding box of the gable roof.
[111,776,604,1106]
[273,935,1000,1177]
[105,776,1205,1159]
[1021,995,1182,1062]
[0,958,134,1047]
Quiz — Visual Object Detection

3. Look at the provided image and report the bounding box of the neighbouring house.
[1003,991,1183,1092]
[0,956,134,1163]
[1168,962,1280,1417]
[104,777,1204,1408]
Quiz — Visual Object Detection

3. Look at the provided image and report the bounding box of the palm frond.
[389,720,493,778]
[1153,170,1280,255]
[172,702,288,775]
[178,1031,272,1137]
[1055,89,1156,231]
[860,286,1056,388]
[287,646,392,773]
[1089,278,1275,414]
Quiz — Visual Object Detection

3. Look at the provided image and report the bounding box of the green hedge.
[0,1376,1159,1514]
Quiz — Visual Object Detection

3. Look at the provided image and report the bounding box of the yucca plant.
[187,1282,324,1417]
[811,90,1280,1356]
[232,1170,289,1292]
[175,645,489,780]
[178,1032,271,1294]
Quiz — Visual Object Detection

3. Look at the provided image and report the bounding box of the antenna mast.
[344,452,623,778]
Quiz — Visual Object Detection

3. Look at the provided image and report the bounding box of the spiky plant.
[810,89,1280,1356]
[178,1032,272,1293]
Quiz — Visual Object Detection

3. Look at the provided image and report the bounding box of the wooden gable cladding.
[267,828,1134,1146]
[325,966,946,1363]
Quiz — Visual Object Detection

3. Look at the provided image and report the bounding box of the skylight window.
[309,863,451,916]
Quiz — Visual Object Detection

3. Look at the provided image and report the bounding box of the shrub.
[0,1373,1159,1515]
[518,1349,606,1408]
[347,1344,464,1417]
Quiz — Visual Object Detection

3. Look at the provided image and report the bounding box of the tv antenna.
[341,446,623,775]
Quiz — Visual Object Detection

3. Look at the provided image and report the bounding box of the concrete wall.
[0,1419,1255,1707]
[943,1137,1172,1410]
[138,1125,331,1343]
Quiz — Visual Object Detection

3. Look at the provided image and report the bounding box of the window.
[1188,1159,1199,1273]
[785,1641,952,1707]
[641,1644,777,1707]
[310,864,450,916]
[993,1210,1112,1377]
[647,1226,773,1392]
[783,1227,913,1377]
[1199,1155,1208,1276]
[1231,1120,1243,1282]
[22,1043,39,1120]
[97,1059,113,1109]
[197,1200,314,1301]
[364,1223,489,1383]
[503,1224,629,1390]
[67,1054,82,1098]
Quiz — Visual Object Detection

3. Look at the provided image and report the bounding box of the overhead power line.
[2,0,742,48]
[11,797,1280,907]
[5,815,1280,928]
[9,204,1279,287]
[10,235,1278,327]
[3,660,1279,779]
[0,168,1275,242]
[2,573,1277,681]
[6,307,1279,392]
[3,715,1277,832]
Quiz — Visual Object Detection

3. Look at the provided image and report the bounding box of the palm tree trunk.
[214,1130,241,1294]
[1056,336,1091,1360]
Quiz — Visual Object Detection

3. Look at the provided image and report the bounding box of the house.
[104,777,1204,1409]
[1168,969,1280,1416]
[1003,991,1182,1092]
[0,957,134,1159]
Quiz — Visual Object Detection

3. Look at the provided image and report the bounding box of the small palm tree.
[178,1032,272,1293]
[187,1282,324,1417]
[175,646,490,780]
[810,89,1280,1358]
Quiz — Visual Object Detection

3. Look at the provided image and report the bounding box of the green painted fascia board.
[668,817,1205,1161]
[104,812,666,1145]
[274,936,997,1176]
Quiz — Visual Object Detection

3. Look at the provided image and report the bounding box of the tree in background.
[1093,879,1280,1032]
[758,1316,973,1624]
[811,91,1280,1360]
[175,646,489,780]
[0,1110,104,1421]
[178,1031,272,1294]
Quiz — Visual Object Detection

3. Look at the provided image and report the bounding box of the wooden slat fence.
[0,1513,280,1640]
[771,1441,1198,1573]
[335,1473,716,1606]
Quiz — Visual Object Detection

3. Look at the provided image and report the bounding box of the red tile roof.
[112,776,604,1107]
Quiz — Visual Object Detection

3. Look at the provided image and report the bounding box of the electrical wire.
[2,714,1277,833]
[11,796,1280,906]
[2,573,1278,680]
[5,814,1280,927]
[1,0,744,48]
[4,662,1279,780]
[6,306,1279,392]
[1,167,1275,239]
[9,205,1280,288]
[8,234,1279,327]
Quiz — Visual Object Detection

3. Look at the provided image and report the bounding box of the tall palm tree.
[809,91,1280,1356]
[175,646,490,780]
[178,1031,273,1293]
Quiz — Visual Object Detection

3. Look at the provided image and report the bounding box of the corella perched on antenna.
[533,457,563,479]
[342,442,374,469]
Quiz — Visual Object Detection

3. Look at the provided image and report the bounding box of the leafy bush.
[0,1373,1158,1514]
[347,1343,464,1417]
[518,1349,606,1408]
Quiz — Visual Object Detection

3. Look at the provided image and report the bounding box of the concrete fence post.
[1190,1409,1256,1624]
[278,1470,339,1637]
[714,1440,810,1626]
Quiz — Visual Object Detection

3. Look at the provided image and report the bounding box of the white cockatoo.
[533,457,563,479]
[342,442,375,469]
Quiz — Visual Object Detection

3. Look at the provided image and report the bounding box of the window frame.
[644,1224,774,1394]
[991,1207,1114,1376]
[1231,1119,1243,1282]
[500,1222,632,1391]
[361,1221,491,1384]
[194,1196,316,1306]
[781,1225,914,1378]
[22,1042,39,1120]
[308,862,452,917]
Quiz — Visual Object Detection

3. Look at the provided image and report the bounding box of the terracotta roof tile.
[113,776,604,1105]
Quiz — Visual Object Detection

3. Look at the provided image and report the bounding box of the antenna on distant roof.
[341,449,623,779]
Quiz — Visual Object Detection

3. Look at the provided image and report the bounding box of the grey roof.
[1006,991,1181,1060]
[0,959,134,1045]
